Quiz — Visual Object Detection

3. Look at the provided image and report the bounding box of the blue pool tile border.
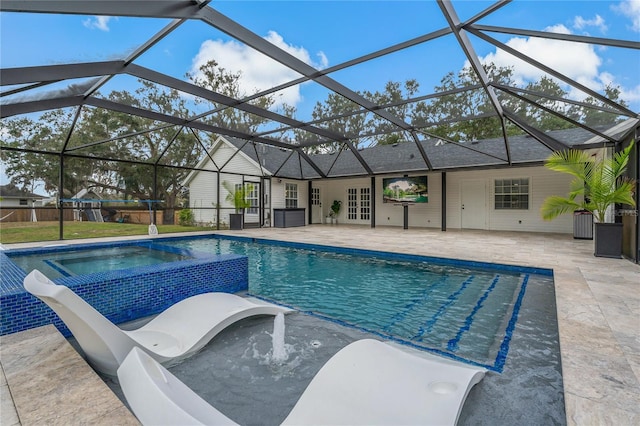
[211,233,554,276]
[1,241,249,336]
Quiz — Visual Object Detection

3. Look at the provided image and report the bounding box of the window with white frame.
[285,183,298,208]
[245,183,258,214]
[495,178,529,209]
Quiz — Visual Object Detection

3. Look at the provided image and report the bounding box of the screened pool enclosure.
[1,1,638,241]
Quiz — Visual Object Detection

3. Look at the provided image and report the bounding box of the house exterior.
[183,126,633,236]
[0,184,46,222]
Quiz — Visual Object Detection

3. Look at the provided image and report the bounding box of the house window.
[495,178,529,209]
[285,183,298,208]
[19,199,28,206]
[245,183,258,214]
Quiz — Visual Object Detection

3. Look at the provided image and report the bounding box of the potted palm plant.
[222,181,252,230]
[329,200,342,224]
[541,140,636,258]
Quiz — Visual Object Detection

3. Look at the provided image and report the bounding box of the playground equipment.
[61,198,161,235]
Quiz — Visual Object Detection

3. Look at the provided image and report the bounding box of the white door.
[461,180,486,229]
[311,187,322,224]
[346,187,371,224]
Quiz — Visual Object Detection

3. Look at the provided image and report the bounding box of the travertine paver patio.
[1,226,638,425]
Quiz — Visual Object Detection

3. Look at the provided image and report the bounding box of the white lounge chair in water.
[117,339,487,426]
[23,269,291,376]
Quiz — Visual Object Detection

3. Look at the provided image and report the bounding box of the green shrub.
[178,208,194,226]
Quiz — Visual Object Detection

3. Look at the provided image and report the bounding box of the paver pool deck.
[1,225,638,425]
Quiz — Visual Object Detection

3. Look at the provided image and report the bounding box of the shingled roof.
[226,124,625,180]
[0,184,46,199]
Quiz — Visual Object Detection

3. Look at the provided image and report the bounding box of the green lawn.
[0,221,211,244]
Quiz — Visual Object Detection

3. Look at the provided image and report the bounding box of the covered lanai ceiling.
[1,0,639,180]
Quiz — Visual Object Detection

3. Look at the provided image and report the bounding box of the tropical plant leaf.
[540,196,582,221]
[541,139,636,223]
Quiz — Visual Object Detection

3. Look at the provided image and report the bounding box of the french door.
[346,187,371,224]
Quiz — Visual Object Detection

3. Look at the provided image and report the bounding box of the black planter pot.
[229,213,244,230]
[594,222,623,258]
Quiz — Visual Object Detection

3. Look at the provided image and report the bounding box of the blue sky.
[2,1,639,111]
[1,0,640,190]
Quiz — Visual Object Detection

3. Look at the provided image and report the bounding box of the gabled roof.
[0,184,45,199]
[182,135,268,186]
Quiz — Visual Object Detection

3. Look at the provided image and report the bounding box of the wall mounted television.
[382,176,428,203]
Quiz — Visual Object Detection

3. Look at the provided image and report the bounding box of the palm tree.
[221,181,252,213]
[541,140,636,224]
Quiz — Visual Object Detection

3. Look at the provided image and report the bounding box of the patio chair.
[23,269,291,376]
[117,339,486,426]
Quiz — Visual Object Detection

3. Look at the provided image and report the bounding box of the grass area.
[0,221,211,244]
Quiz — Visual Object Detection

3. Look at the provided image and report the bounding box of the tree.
[2,110,85,196]
[1,61,271,223]
[1,60,632,212]
[300,91,370,154]
[368,80,420,145]
[580,84,629,127]
[412,63,517,142]
[515,76,577,131]
[186,59,276,134]
[540,140,636,223]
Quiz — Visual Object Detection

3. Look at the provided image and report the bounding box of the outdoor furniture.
[273,208,306,228]
[24,269,291,376]
[117,339,486,425]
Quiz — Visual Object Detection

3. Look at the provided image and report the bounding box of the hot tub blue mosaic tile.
[1,241,249,336]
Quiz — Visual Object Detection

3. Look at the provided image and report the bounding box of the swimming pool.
[159,236,551,371]
[2,234,553,372]
[9,245,191,279]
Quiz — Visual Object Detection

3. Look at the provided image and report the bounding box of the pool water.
[164,238,548,371]
[9,246,191,279]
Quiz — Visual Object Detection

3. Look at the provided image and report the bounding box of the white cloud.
[573,14,607,33]
[473,23,640,111]
[190,31,327,108]
[82,16,112,31]
[476,24,604,96]
[612,0,640,32]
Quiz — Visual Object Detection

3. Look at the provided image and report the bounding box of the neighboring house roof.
[218,125,622,180]
[71,188,102,200]
[0,184,46,200]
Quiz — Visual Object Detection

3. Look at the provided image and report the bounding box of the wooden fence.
[0,207,163,225]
